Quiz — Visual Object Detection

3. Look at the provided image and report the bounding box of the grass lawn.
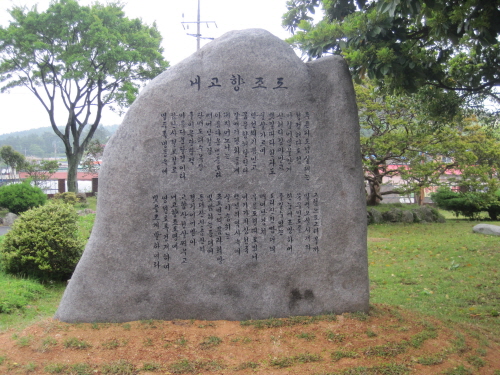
[368,219,500,338]
[0,204,499,341]
[0,197,97,330]
[1,205,500,374]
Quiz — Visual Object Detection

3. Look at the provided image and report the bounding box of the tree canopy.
[0,145,25,179]
[0,0,169,191]
[20,159,60,188]
[283,0,500,102]
[356,82,500,205]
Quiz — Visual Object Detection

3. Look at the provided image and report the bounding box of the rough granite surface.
[55,29,368,323]
[473,224,500,236]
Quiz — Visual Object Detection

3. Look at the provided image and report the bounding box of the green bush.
[0,202,84,281]
[53,192,78,204]
[431,187,500,220]
[0,180,46,214]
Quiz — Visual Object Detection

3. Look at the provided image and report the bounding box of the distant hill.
[0,125,119,158]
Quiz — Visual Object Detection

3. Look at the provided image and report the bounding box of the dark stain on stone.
[304,289,315,300]
[289,288,314,310]
[289,288,302,310]
[134,293,150,304]
[223,285,242,298]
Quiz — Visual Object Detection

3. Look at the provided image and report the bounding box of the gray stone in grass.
[472,224,500,236]
[55,29,368,323]
[3,212,18,226]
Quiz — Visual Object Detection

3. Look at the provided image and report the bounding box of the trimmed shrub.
[75,193,88,204]
[0,201,84,281]
[367,208,383,224]
[53,192,78,204]
[0,180,46,214]
[431,187,499,220]
[367,205,445,225]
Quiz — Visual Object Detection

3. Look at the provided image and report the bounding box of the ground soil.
[0,304,499,374]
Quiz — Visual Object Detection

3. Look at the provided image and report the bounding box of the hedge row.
[367,206,445,225]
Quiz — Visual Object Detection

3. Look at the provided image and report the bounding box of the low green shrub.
[0,201,84,281]
[0,180,46,214]
[431,187,500,220]
[53,192,78,204]
[367,205,445,224]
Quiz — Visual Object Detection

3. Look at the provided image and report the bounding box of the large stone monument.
[55,29,368,323]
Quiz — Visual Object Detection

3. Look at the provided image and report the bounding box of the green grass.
[101,360,136,374]
[63,337,92,349]
[241,313,336,328]
[331,349,359,362]
[169,359,225,373]
[322,363,410,374]
[368,219,500,336]
[0,200,95,331]
[199,335,222,349]
[1,206,500,348]
[269,353,322,368]
[0,274,46,313]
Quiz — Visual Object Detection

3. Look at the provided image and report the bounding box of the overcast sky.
[0,0,299,136]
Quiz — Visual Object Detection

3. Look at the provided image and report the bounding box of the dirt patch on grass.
[0,305,499,374]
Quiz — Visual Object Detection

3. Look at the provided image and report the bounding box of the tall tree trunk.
[367,180,382,206]
[66,152,83,193]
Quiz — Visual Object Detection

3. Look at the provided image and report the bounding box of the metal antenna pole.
[181,0,217,51]
[197,0,201,51]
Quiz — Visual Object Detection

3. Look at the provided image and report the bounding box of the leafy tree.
[80,138,104,175]
[20,159,60,188]
[357,82,462,205]
[357,82,500,205]
[0,145,25,179]
[283,0,500,101]
[0,0,168,192]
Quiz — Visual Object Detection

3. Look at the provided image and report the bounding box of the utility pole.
[181,0,217,51]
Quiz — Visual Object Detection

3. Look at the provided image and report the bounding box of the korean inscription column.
[232,113,241,175]
[161,113,169,175]
[178,112,187,179]
[303,112,311,181]
[295,112,302,174]
[285,113,293,173]
[152,195,161,268]
[179,194,188,263]
[170,194,179,264]
[233,193,241,255]
[259,193,267,252]
[214,113,222,178]
[250,113,258,171]
[197,194,206,253]
[276,113,284,173]
[242,193,249,254]
[268,193,276,252]
[312,193,320,252]
[286,193,294,252]
[304,193,311,251]
[241,115,249,174]
[268,113,277,176]
[215,193,224,263]
[277,193,284,249]
[188,194,197,254]
[195,112,205,171]
[207,194,214,256]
